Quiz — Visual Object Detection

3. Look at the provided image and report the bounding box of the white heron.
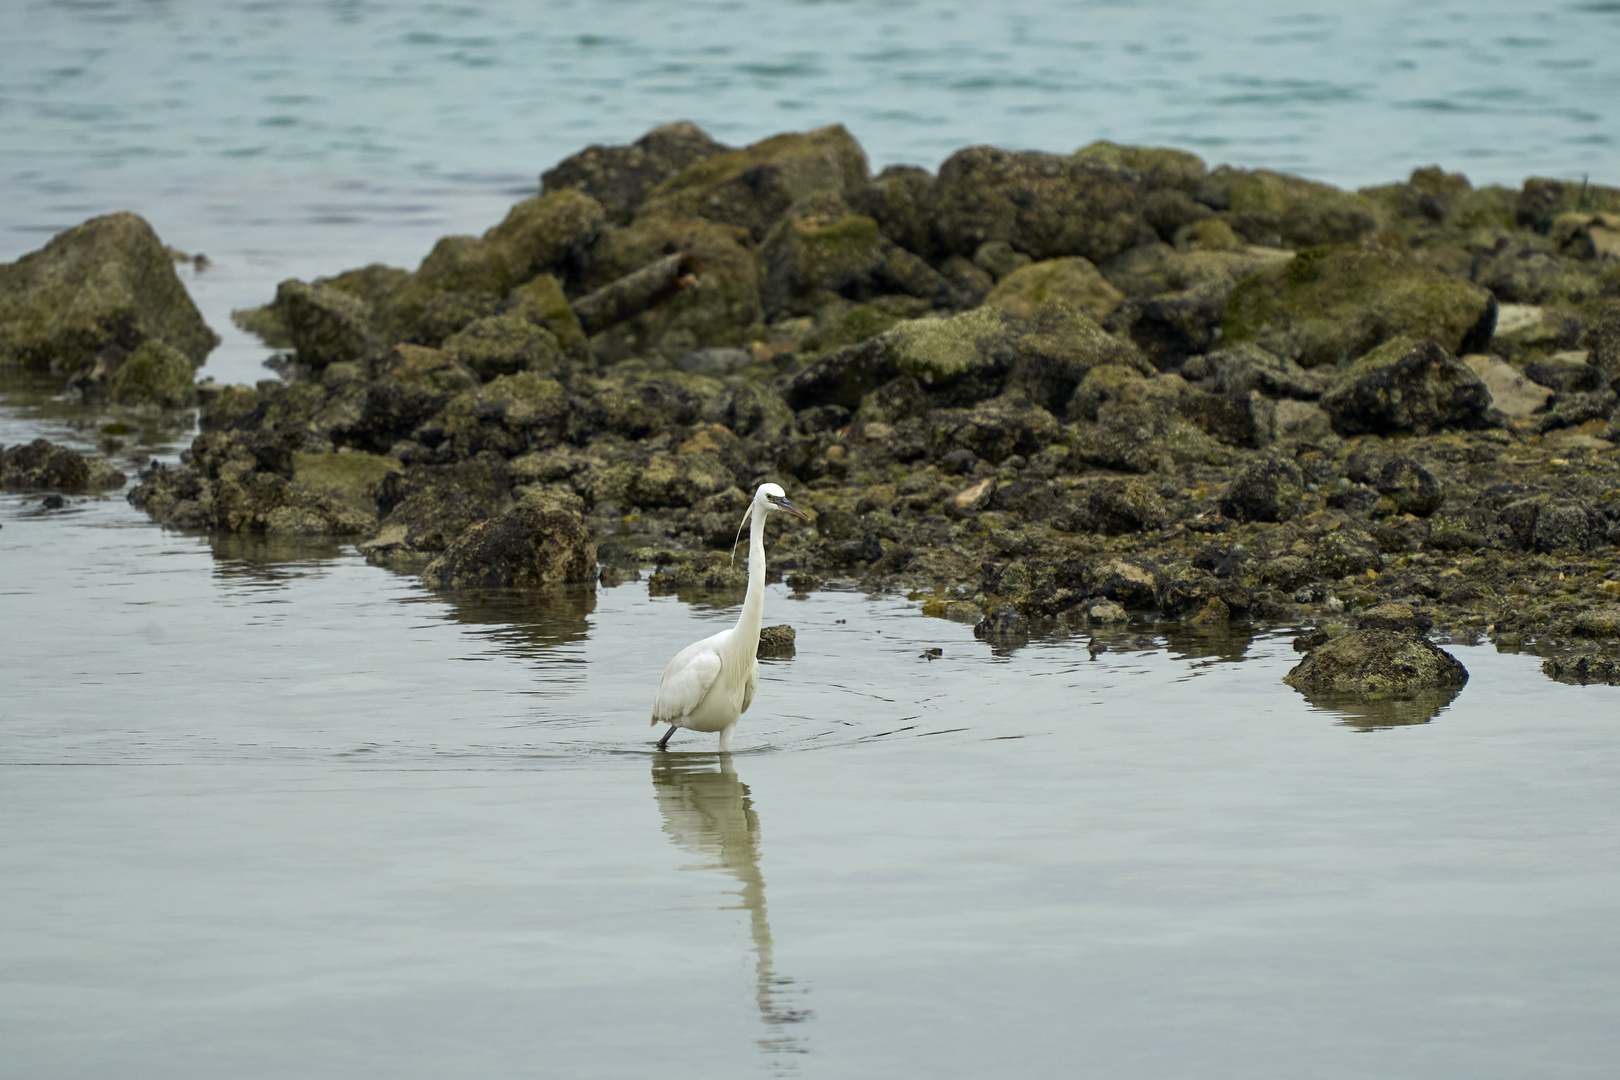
[651,482,812,752]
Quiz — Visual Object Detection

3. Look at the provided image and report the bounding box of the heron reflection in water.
[651,754,811,1060]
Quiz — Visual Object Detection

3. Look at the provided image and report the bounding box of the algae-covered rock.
[437,371,573,458]
[108,339,198,408]
[1206,343,1331,400]
[500,273,586,350]
[579,214,761,361]
[1312,529,1383,579]
[984,257,1124,321]
[629,451,736,508]
[482,189,606,283]
[1223,245,1498,369]
[1586,302,1620,393]
[361,457,512,562]
[1075,141,1206,194]
[273,279,375,368]
[290,451,401,519]
[1541,653,1620,686]
[1219,457,1304,523]
[1199,167,1376,248]
[1,439,127,491]
[848,165,939,257]
[1284,628,1467,695]
[0,212,219,374]
[1319,339,1494,436]
[640,124,870,241]
[787,303,1147,415]
[420,488,596,588]
[442,315,562,381]
[933,146,1145,263]
[759,198,953,319]
[1070,477,1166,535]
[1375,457,1444,516]
[541,121,731,226]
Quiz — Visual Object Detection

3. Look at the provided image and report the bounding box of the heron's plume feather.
[729,502,754,565]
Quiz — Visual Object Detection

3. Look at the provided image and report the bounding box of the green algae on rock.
[0,212,219,375]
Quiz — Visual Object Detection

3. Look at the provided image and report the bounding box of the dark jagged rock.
[1541,654,1620,686]
[1319,340,1495,436]
[757,624,797,658]
[420,489,596,588]
[1,439,126,491]
[1219,458,1304,523]
[542,121,730,226]
[1375,457,1445,516]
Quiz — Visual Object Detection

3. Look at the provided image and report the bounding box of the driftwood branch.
[572,252,701,336]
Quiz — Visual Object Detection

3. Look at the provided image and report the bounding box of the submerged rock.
[1,439,126,492]
[420,489,596,588]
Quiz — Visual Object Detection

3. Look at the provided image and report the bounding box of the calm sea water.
[5,2,1620,1076]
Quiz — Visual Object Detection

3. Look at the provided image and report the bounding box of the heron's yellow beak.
[776,497,813,522]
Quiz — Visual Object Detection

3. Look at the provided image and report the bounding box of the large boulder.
[441,315,562,381]
[933,146,1145,263]
[1318,339,1494,436]
[1222,245,1498,369]
[541,121,731,225]
[639,124,870,241]
[272,279,376,368]
[420,489,597,588]
[360,457,512,563]
[1,439,126,491]
[0,212,219,374]
[848,165,939,257]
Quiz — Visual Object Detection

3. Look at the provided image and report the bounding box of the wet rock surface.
[2,439,127,492]
[0,122,1600,686]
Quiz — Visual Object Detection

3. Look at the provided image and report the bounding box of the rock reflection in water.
[651,755,811,1063]
[1291,685,1467,730]
[432,583,597,653]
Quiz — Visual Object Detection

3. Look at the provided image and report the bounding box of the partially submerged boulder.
[1,439,126,491]
[1284,628,1468,696]
[420,489,597,588]
[0,212,219,374]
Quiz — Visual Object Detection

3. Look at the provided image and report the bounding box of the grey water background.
[4,1,1620,1077]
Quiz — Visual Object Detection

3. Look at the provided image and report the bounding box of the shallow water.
[4,487,1620,1078]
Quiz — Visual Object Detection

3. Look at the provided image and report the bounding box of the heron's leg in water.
[718,723,734,754]
[656,724,678,751]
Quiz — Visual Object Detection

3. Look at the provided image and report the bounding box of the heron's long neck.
[735,507,767,645]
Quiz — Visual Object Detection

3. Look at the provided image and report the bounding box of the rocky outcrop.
[1,439,127,491]
[420,489,597,588]
[1318,339,1495,436]
[1284,629,1468,696]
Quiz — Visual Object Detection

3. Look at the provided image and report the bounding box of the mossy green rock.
[641,124,870,241]
[442,315,562,381]
[0,212,219,373]
[1284,628,1468,696]
[580,214,762,362]
[109,339,198,407]
[290,451,402,519]
[1201,168,1377,248]
[933,146,1144,263]
[1222,244,1497,369]
[501,273,586,350]
[273,279,375,368]
[849,165,938,257]
[759,199,953,319]
[541,121,731,226]
[1075,141,1206,194]
[985,257,1124,321]
[1,438,127,491]
[482,189,606,283]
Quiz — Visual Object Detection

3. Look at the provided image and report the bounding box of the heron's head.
[755,482,813,522]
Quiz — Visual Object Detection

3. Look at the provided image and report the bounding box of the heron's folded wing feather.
[652,647,723,722]
[738,661,759,715]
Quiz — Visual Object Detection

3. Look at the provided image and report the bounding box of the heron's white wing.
[738,660,759,716]
[652,643,724,723]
